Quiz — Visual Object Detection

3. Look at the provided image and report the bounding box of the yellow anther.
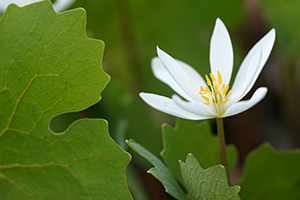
[201,95,210,102]
[221,84,225,93]
[209,73,217,85]
[225,90,231,99]
[200,71,231,113]
[217,71,222,85]
[204,87,212,95]
[214,85,220,95]
[221,99,230,105]
[205,75,212,86]
[222,84,229,95]
[199,86,205,94]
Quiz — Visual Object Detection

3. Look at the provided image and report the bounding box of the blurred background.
[47,0,300,199]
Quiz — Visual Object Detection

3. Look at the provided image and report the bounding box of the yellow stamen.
[225,90,231,99]
[217,71,222,85]
[222,84,229,94]
[209,73,217,86]
[221,99,230,105]
[204,87,212,95]
[201,95,210,102]
[205,75,212,87]
[199,71,232,115]
[199,86,206,94]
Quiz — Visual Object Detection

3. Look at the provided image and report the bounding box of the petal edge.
[223,87,268,118]
[140,92,205,120]
[210,18,233,85]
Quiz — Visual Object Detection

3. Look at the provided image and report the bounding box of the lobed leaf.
[126,139,187,200]
[0,1,132,199]
[180,154,240,200]
[161,119,238,183]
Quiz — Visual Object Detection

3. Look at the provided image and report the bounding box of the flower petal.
[152,57,207,102]
[151,57,193,101]
[210,18,233,85]
[140,93,205,120]
[226,50,262,107]
[222,87,268,118]
[229,29,275,103]
[176,59,207,91]
[172,94,217,118]
[157,47,203,101]
[53,0,76,12]
[0,0,41,11]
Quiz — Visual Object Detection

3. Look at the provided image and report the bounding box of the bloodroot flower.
[140,18,275,120]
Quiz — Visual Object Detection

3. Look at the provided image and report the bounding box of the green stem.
[216,118,229,182]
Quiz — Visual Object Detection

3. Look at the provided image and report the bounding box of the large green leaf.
[161,119,238,183]
[127,139,187,200]
[239,143,300,200]
[180,154,240,200]
[0,1,131,199]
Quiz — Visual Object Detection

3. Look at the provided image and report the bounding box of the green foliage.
[161,119,238,183]
[67,0,246,158]
[0,1,131,199]
[126,139,187,200]
[180,154,240,200]
[239,143,300,200]
[259,0,300,59]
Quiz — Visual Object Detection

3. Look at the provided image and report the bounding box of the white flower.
[0,0,76,13]
[140,18,275,120]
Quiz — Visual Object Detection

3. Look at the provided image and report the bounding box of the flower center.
[199,71,231,116]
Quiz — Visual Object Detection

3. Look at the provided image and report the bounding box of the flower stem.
[216,118,229,183]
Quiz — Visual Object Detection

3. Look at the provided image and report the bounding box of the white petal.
[172,94,217,118]
[53,0,76,12]
[227,50,262,107]
[140,93,205,120]
[0,0,41,11]
[176,59,207,91]
[222,87,267,118]
[151,57,193,101]
[157,47,203,101]
[230,29,275,102]
[152,57,207,102]
[0,0,21,11]
[210,18,233,85]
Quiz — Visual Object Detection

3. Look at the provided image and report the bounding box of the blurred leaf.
[0,1,132,199]
[161,119,238,183]
[126,165,150,200]
[180,154,240,200]
[259,0,300,60]
[127,139,187,200]
[239,143,300,200]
